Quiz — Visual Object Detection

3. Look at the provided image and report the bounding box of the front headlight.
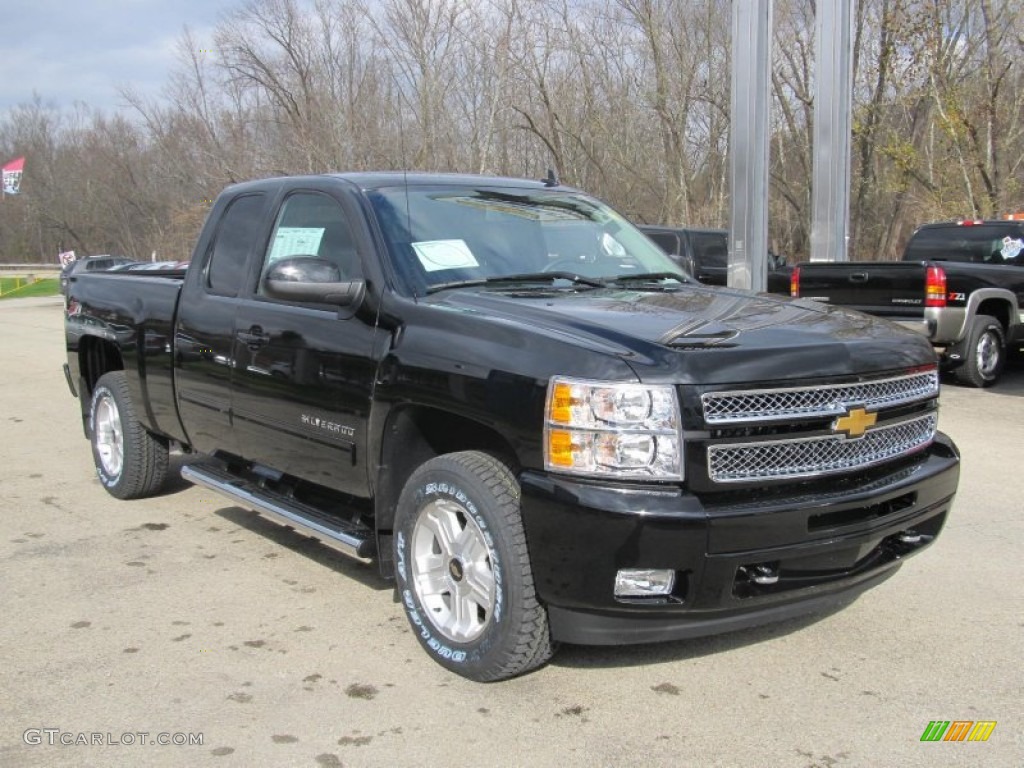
[544,377,683,480]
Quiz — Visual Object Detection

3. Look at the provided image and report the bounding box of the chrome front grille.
[707,413,937,483]
[701,370,939,424]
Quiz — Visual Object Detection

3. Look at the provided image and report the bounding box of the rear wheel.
[394,451,553,681]
[953,315,1005,388]
[90,371,168,499]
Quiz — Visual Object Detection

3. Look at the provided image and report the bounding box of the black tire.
[89,371,169,499]
[394,451,553,681]
[953,315,1005,388]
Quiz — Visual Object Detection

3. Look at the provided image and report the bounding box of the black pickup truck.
[639,224,792,294]
[64,173,959,681]
[792,220,1024,387]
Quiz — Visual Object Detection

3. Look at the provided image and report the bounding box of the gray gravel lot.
[1,296,1021,767]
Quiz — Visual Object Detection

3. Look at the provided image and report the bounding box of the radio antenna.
[395,96,416,301]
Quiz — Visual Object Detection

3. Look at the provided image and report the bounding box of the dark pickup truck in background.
[792,220,1024,387]
[59,255,136,295]
[64,173,959,681]
[639,224,792,294]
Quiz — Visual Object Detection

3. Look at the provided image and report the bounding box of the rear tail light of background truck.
[925,265,947,307]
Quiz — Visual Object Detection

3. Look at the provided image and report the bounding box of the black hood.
[428,284,936,385]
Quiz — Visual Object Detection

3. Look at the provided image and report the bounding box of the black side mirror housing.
[263,256,365,307]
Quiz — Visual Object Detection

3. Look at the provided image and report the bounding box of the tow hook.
[742,563,780,585]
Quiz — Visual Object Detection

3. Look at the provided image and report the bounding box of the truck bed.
[794,261,928,320]
[65,271,187,443]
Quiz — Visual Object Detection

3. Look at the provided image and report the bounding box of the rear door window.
[905,224,1024,264]
[647,232,681,255]
[689,232,729,269]
[206,194,266,296]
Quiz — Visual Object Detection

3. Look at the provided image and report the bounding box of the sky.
[0,0,239,115]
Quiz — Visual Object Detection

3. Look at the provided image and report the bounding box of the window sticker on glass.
[268,227,325,263]
[1000,236,1023,261]
[412,239,480,272]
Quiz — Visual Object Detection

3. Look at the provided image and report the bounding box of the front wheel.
[90,371,168,499]
[394,451,553,681]
[953,315,1005,388]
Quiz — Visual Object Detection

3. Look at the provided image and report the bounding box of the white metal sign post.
[810,0,855,262]
[729,1,856,285]
[728,1,773,291]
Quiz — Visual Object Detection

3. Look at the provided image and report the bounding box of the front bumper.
[519,434,959,645]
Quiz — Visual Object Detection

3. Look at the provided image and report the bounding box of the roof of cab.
[220,172,574,196]
[329,171,566,191]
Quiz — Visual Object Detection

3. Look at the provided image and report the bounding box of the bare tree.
[3,0,1024,265]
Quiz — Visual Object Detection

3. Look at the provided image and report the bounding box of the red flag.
[3,156,25,195]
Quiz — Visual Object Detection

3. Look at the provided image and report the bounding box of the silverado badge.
[833,407,877,438]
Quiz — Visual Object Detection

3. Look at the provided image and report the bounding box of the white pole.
[810,0,855,262]
[729,0,773,291]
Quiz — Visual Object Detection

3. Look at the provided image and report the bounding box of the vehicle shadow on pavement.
[155,453,201,496]
[942,354,1024,396]
[994,354,1024,395]
[155,456,391,591]
[212,506,392,592]
[551,601,855,672]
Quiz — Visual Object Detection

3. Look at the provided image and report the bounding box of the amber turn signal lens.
[548,429,574,466]
[550,382,574,424]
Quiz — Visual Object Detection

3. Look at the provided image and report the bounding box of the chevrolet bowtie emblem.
[833,407,877,438]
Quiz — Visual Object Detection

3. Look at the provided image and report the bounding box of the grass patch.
[0,277,60,298]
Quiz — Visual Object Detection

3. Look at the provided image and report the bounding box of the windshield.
[368,186,686,295]
[904,224,1024,264]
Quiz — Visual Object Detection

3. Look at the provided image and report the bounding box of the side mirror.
[263,256,365,307]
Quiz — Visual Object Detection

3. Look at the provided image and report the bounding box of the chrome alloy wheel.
[93,392,124,478]
[976,330,1001,379]
[410,498,496,643]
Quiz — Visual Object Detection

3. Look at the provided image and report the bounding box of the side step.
[182,461,376,561]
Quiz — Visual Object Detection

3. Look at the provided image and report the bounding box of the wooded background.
[1,0,1022,264]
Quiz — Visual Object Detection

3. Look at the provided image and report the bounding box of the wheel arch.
[961,288,1018,340]
[975,298,1013,333]
[76,336,125,437]
[79,335,125,395]
[373,404,520,576]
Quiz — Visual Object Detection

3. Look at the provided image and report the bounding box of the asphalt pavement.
[1,296,1021,767]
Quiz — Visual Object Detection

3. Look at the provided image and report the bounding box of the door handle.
[237,326,270,350]
[849,272,869,283]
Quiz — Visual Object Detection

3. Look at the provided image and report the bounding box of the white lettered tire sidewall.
[88,371,168,500]
[394,452,551,681]
[91,378,125,492]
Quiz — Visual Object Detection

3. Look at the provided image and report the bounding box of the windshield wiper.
[607,272,689,285]
[425,272,606,294]
[489,271,607,288]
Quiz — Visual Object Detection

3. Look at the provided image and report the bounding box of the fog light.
[614,569,675,597]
